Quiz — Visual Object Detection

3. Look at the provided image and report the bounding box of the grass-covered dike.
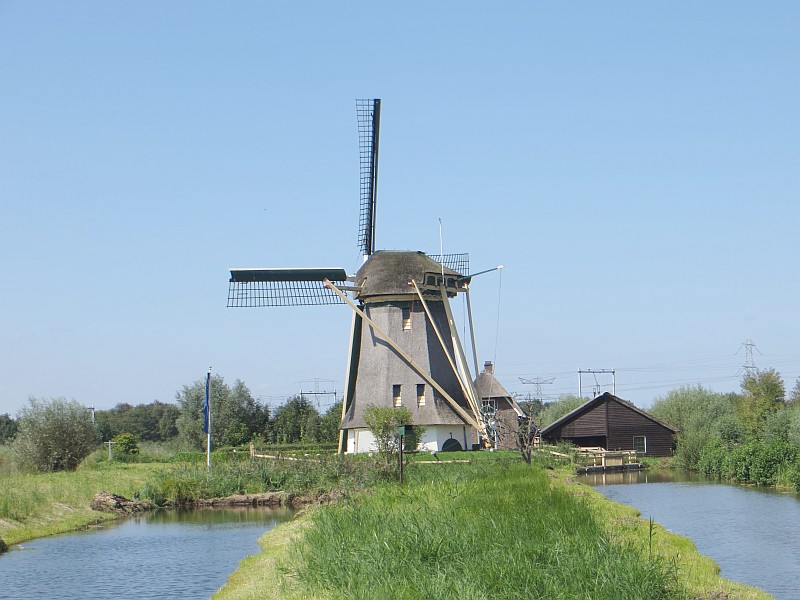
[214,459,770,600]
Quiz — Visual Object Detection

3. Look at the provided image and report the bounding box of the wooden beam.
[323,279,480,429]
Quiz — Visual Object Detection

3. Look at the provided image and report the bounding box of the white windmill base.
[344,425,475,454]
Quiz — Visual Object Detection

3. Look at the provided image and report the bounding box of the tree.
[12,397,99,472]
[515,410,538,464]
[738,369,785,435]
[112,432,140,459]
[318,404,343,444]
[271,396,319,444]
[0,413,17,444]
[650,386,740,470]
[96,401,180,442]
[788,377,800,405]
[176,375,268,449]
[363,404,414,465]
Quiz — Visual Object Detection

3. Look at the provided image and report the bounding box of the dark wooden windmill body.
[228,100,491,453]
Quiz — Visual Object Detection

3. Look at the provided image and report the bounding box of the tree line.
[1,374,342,471]
[648,368,800,488]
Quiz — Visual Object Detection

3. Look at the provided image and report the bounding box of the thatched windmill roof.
[355,251,462,299]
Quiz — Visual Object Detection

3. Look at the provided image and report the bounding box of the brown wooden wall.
[605,400,674,457]
[548,402,606,438]
[543,396,675,457]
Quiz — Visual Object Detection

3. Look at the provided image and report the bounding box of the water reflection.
[581,469,800,599]
[0,507,293,600]
[578,468,718,486]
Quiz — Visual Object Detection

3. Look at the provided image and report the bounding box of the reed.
[140,455,384,505]
[289,463,677,599]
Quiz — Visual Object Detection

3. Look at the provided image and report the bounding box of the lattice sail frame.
[357,99,380,257]
[426,253,469,276]
[227,279,347,307]
[227,268,348,307]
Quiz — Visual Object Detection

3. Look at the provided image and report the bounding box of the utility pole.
[578,368,616,398]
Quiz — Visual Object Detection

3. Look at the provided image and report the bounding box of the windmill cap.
[355,251,462,298]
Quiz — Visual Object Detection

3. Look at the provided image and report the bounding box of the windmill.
[227,99,498,453]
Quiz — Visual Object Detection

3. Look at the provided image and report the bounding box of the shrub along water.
[650,379,800,490]
[288,463,678,600]
[140,454,385,505]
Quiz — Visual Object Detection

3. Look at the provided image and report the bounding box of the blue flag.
[203,371,210,434]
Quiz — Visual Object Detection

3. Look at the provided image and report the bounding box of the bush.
[723,441,755,482]
[788,461,800,492]
[750,439,797,486]
[12,397,99,472]
[363,404,414,467]
[673,429,709,470]
[696,438,727,476]
[0,414,17,444]
[112,433,140,462]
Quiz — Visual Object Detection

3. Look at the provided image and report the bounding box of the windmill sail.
[227,267,348,307]
[357,99,380,258]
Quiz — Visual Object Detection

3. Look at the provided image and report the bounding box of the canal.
[0,506,294,599]
[581,469,800,599]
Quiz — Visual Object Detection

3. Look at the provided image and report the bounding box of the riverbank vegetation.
[649,370,800,490]
[215,459,768,600]
[0,453,163,545]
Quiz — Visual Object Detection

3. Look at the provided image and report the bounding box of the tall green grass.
[290,463,678,599]
[140,455,385,505]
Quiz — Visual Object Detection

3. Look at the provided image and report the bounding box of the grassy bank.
[0,459,165,545]
[214,461,771,600]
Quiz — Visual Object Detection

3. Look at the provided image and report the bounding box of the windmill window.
[402,307,411,331]
[417,384,426,407]
[393,384,402,407]
[633,436,647,454]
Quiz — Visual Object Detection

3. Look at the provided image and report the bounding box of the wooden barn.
[540,392,677,457]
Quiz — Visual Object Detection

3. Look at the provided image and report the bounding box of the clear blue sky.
[2,2,799,417]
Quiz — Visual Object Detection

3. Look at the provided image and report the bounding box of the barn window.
[402,307,411,331]
[417,384,426,407]
[633,436,647,454]
[393,384,402,407]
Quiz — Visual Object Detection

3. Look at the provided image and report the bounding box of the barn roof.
[540,392,678,437]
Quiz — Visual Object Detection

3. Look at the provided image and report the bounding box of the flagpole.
[205,367,212,470]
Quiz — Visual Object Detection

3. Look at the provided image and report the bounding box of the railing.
[574,447,639,468]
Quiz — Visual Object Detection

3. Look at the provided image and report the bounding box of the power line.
[518,377,555,403]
